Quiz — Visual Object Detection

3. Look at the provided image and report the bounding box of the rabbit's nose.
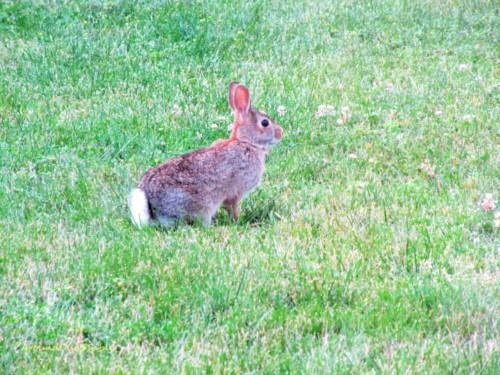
[275,126,283,140]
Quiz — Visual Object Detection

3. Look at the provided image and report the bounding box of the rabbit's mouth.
[270,138,281,145]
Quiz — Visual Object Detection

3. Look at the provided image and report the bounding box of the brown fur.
[133,82,283,227]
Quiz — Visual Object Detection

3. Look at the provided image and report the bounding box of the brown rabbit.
[129,82,283,228]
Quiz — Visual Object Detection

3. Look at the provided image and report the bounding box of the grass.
[1,0,499,373]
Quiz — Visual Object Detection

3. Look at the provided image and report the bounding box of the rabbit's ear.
[233,84,251,115]
[228,81,240,110]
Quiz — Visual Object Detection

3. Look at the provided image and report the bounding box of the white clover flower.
[482,194,496,210]
[421,160,437,178]
[277,106,286,117]
[315,105,335,119]
[172,104,183,117]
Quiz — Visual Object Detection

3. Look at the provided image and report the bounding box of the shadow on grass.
[233,191,284,227]
[126,189,284,231]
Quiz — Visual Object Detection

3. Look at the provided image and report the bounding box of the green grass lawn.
[1,0,499,373]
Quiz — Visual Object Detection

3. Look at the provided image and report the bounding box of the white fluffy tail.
[128,188,151,227]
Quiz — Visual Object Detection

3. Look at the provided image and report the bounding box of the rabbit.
[129,81,283,228]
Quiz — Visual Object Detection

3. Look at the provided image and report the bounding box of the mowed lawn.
[1,0,498,373]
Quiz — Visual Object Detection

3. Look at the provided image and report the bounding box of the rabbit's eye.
[261,119,269,127]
